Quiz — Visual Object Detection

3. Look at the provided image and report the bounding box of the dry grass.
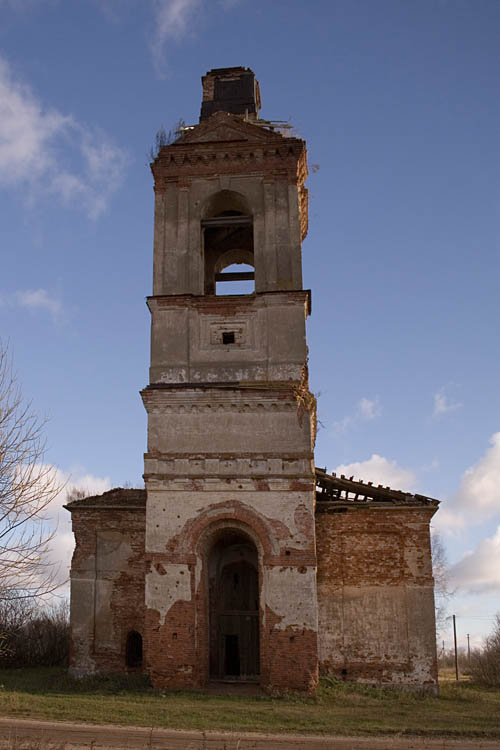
[0,668,499,738]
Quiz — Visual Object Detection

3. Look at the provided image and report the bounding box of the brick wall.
[315,505,438,690]
[68,494,146,676]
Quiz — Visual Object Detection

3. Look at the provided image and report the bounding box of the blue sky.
[0,0,499,649]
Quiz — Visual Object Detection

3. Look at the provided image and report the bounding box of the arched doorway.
[208,530,259,681]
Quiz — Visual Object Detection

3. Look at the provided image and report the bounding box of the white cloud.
[450,525,500,595]
[0,288,63,322]
[0,55,127,218]
[456,432,500,519]
[16,289,62,321]
[42,467,113,590]
[434,432,500,532]
[334,454,416,493]
[333,396,381,433]
[150,0,202,71]
[433,387,463,417]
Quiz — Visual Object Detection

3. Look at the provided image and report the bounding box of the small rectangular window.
[222,331,235,345]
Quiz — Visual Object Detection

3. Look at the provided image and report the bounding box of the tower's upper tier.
[200,67,261,122]
[150,67,308,297]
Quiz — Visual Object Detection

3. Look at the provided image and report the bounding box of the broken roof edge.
[315,467,439,508]
[64,487,146,511]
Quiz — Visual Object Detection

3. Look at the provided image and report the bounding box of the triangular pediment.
[176,112,286,146]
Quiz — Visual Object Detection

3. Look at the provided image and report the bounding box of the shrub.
[470,614,500,687]
[0,599,69,668]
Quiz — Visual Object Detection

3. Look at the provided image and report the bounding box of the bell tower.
[142,67,318,693]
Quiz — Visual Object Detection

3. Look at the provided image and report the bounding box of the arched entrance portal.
[208,530,260,681]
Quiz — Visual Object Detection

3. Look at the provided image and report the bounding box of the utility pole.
[453,614,459,681]
[467,633,471,665]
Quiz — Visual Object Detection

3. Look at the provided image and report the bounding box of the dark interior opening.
[222,331,235,345]
[125,630,143,668]
[224,634,240,676]
[202,192,255,295]
[208,530,260,680]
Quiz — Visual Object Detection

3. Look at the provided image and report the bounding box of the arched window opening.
[202,191,254,295]
[125,630,143,669]
[208,529,259,681]
[216,263,255,296]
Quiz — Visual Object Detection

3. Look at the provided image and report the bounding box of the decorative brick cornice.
[151,113,307,189]
[146,289,311,315]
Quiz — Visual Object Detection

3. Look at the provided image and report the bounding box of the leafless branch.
[0,343,64,601]
[431,530,455,633]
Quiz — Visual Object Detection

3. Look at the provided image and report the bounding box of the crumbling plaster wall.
[315,507,438,690]
[144,477,319,693]
[142,375,318,693]
[69,507,145,676]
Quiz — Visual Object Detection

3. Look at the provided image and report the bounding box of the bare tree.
[0,343,63,601]
[148,118,186,162]
[431,531,454,633]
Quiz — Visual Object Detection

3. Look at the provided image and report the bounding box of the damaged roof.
[315,467,439,508]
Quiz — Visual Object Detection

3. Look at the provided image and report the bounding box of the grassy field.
[0,668,499,738]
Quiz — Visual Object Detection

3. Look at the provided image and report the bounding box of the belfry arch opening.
[202,190,255,295]
[208,529,260,681]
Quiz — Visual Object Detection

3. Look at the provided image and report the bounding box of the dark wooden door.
[216,560,259,678]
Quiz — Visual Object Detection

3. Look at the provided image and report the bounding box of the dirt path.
[1,718,500,750]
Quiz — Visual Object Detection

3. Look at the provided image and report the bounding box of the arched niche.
[201,190,255,295]
[125,630,143,669]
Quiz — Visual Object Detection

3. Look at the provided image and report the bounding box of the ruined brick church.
[66,67,439,693]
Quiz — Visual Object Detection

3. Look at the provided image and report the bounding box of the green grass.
[0,668,499,738]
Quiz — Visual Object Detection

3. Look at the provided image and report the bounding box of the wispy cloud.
[358,396,382,421]
[149,0,239,73]
[0,288,63,322]
[333,396,381,433]
[16,289,62,321]
[433,386,463,418]
[0,55,127,218]
[150,0,202,72]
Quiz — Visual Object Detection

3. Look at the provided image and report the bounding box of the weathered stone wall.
[68,494,146,676]
[315,506,438,690]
